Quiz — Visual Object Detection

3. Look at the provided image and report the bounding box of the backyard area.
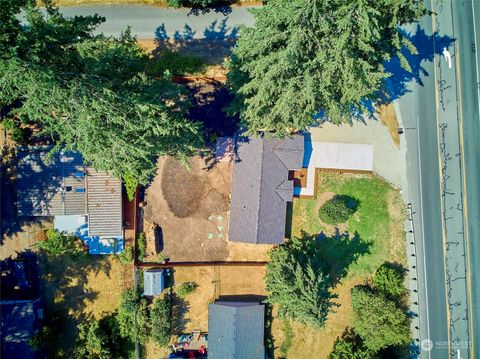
[271,172,407,358]
[142,156,272,262]
[144,265,267,358]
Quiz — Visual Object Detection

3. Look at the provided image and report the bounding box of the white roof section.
[295,141,373,197]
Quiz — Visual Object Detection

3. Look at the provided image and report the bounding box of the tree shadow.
[0,249,40,301]
[171,293,190,335]
[153,19,238,64]
[378,24,455,104]
[186,79,240,140]
[299,230,371,286]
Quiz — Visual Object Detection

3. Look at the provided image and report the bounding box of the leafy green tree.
[137,232,147,262]
[151,298,172,346]
[75,314,131,359]
[350,286,411,352]
[75,320,111,359]
[0,0,204,186]
[116,289,149,343]
[265,237,337,327]
[38,228,84,256]
[330,328,377,359]
[118,245,134,264]
[319,195,358,225]
[176,282,198,298]
[228,0,426,135]
[372,263,406,299]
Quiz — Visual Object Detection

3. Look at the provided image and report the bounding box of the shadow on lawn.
[296,230,371,286]
[37,252,113,354]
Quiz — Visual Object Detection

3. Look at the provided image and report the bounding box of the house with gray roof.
[228,135,304,244]
[16,149,124,254]
[208,301,265,359]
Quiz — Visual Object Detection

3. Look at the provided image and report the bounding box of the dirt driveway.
[143,156,271,262]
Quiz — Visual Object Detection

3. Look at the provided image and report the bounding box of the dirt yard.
[143,156,272,262]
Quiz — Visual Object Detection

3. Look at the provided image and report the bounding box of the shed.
[143,269,164,296]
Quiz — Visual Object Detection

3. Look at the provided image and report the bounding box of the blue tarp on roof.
[54,215,123,255]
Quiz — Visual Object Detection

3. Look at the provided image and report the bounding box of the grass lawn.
[272,172,406,359]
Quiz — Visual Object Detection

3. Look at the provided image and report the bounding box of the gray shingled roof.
[228,135,304,244]
[16,150,86,216]
[208,302,265,359]
[87,169,123,238]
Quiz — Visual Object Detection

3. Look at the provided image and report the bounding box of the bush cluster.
[319,195,358,225]
[137,232,147,262]
[176,282,198,298]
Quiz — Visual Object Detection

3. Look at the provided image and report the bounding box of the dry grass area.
[377,103,400,148]
[272,172,407,359]
[143,156,272,262]
[39,254,132,352]
[138,39,230,78]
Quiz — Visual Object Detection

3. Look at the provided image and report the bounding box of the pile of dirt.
[160,157,229,219]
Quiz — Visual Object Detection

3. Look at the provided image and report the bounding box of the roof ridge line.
[253,139,266,245]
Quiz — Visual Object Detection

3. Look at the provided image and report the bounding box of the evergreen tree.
[0,0,203,186]
[228,0,426,136]
[350,285,411,352]
[151,298,172,346]
[265,237,337,327]
[372,262,406,299]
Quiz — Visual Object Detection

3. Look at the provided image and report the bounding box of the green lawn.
[273,172,406,358]
[292,172,405,280]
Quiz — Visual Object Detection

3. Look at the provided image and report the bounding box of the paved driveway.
[57,5,256,39]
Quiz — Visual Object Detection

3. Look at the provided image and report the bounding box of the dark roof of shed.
[1,299,41,359]
[228,135,304,244]
[16,150,86,216]
[208,302,265,359]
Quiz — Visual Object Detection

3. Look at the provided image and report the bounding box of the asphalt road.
[57,5,255,39]
[399,0,480,358]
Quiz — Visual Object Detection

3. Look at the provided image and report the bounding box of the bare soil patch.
[377,103,400,148]
[145,156,270,262]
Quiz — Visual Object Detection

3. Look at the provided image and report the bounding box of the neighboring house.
[1,298,43,359]
[228,136,304,244]
[16,149,124,254]
[208,301,265,359]
[143,269,164,296]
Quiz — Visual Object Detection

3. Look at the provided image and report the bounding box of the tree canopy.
[350,285,411,352]
[38,228,84,256]
[265,236,337,327]
[0,0,204,186]
[227,0,426,136]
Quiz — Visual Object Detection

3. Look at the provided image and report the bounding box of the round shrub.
[319,195,358,224]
